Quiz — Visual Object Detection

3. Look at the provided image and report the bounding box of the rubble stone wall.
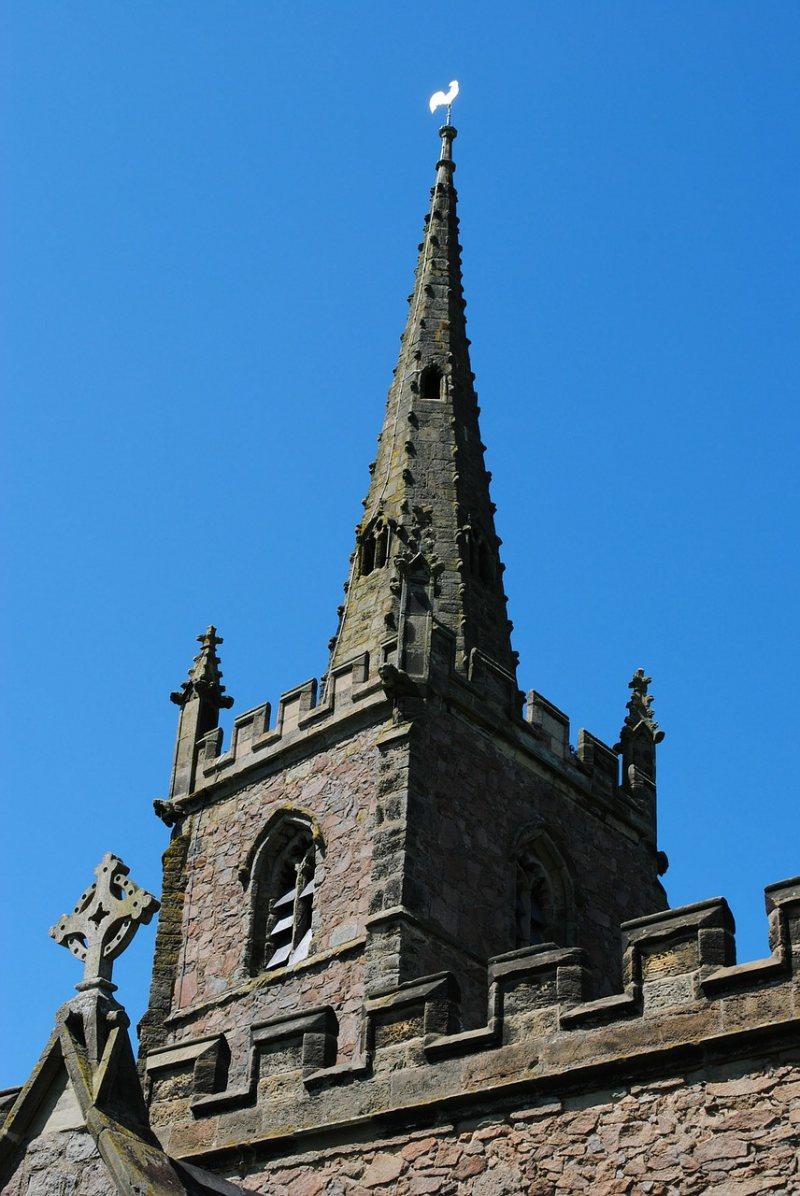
[230,1053,800,1195]
[164,723,386,1066]
[4,1128,109,1196]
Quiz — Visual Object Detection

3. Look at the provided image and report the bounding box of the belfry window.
[248,817,317,974]
[513,835,573,950]
[420,364,442,400]
[515,854,552,948]
[360,519,390,577]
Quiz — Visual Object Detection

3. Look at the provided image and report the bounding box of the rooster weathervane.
[429,80,459,124]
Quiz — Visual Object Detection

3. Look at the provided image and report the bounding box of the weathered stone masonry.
[218,1057,800,1195]
[130,123,798,1191]
[2,120,798,1195]
[141,875,800,1192]
[140,633,667,1063]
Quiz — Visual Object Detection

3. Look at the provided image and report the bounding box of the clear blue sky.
[2,3,798,1084]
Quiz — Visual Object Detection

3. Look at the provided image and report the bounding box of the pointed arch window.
[515,854,552,947]
[246,814,319,974]
[461,526,474,576]
[514,835,573,950]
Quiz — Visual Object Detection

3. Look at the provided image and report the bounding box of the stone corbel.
[153,798,182,828]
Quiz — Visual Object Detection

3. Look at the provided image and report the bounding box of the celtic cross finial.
[49,853,160,992]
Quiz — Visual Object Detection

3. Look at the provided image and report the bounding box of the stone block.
[364,972,460,1060]
[251,1005,339,1076]
[526,692,570,759]
[144,1033,230,1102]
[230,703,271,755]
[622,898,735,1005]
[765,874,800,964]
[576,728,619,790]
[488,944,587,1042]
[277,679,318,734]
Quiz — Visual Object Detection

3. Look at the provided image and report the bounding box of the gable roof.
[0,989,245,1196]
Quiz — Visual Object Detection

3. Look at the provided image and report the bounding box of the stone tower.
[138,123,667,1072]
[5,120,799,1196]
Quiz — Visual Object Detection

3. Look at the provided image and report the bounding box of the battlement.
[159,648,386,815]
[144,875,800,1163]
[161,643,654,838]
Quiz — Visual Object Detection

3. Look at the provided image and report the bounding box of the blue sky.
[2,3,798,1084]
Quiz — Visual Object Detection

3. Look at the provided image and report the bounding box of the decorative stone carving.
[170,626,233,712]
[615,668,665,794]
[619,669,663,741]
[49,853,160,992]
[167,626,235,801]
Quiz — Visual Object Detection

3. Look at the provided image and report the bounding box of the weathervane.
[429,80,459,125]
[49,852,160,992]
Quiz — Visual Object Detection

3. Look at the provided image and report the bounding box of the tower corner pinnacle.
[170,625,234,711]
[168,626,234,800]
[615,667,664,797]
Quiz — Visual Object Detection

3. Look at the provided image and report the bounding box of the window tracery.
[513,833,573,950]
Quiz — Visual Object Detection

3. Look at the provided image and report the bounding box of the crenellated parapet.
[157,633,665,848]
[524,673,665,843]
[143,875,800,1164]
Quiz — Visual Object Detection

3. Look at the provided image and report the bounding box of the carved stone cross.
[49,853,160,992]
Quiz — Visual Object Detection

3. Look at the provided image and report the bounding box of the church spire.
[328,124,516,684]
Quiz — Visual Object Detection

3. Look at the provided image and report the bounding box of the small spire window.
[360,518,391,577]
[460,525,494,586]
[420,365,443,400]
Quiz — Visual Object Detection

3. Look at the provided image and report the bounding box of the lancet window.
[248,815,318,974]
[515,853,552,947]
